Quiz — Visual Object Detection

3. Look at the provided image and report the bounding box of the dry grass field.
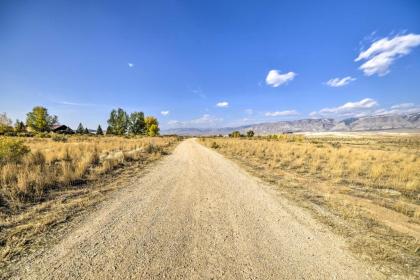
[0,135,179,269]
[201,134,420,277]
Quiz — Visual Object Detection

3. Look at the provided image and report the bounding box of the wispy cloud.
[265,110,299,117]
[391,103,415,109]
[309,111,318,118]
[245,109,254,115]
[320,98,377,114]
[355,33,420,76]
[265,70,296,87]
[311,98,378,117]
[224,117,258,127]
[191,88,202,94]
[325,76,356,87]
[374,103,420,115]
[310,100,419,119]
[188,86,206,99]
[216,101,229,108]
[128,63,134,68]
[160,110,170,116]
[167,120,181,126]
[168,114,223,128]
[55,101,98,107]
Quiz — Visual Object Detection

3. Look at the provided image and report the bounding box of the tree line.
[228,130,254,138]
[0,106,160,136]
[105,108,159,136]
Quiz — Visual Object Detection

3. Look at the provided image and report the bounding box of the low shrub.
[145,143,162,154]
[36,132,51,138]
[0,125,14,135]
[16,132,34,137]
[52,134,68,142]
[4,131,17,137]
[211,141,220,149]
[0,138,30,164]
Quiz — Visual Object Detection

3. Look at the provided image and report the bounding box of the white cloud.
[311,98,378,117]
[390,103,415,109]
[128,63,134,68]
[190,114,222,124]
[168,114,223,128]
[355,33,420,76]
[265,70,296,87]
[325,76,356,87]
[216,101,229,108]
[309,111,318,117]
[223,117,257,127]
[311,100,419,118]
[320,98,377,114]
[160,111,170,116]
[190,87,206,98]
[265,110,299,117]
[245,109,254,115]
[375,103,420,115]
[167,120,181,126]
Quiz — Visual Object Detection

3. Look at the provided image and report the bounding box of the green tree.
[229,131,241,138]
[106,126,113,135]
[147,124,159,136]
[84,127,90,134]
[145,116,160,136]
[14,120,26,132]
[246,130,254,137]
[76,123,84,134]
[96,125,103,135]
[26,106,57,132]
[128,112,145,135]
[107,108,129,135]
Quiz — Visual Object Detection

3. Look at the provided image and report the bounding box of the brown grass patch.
[201,135,420,278]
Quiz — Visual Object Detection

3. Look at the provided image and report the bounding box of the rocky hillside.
[162,112,420,135]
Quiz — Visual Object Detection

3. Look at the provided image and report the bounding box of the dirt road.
[12,139,381,279]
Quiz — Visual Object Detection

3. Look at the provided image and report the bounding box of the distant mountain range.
[162,112,420,136]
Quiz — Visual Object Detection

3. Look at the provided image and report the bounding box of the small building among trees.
[51,124,75,134]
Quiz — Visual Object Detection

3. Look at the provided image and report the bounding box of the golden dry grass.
[0,135,179,269]
[0,136,177,209]
[204,135,419,195]
[201,134,420,278]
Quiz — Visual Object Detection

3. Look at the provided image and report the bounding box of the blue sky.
[1,0,420,129]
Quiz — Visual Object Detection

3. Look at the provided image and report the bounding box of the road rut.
[13,139,381,279]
